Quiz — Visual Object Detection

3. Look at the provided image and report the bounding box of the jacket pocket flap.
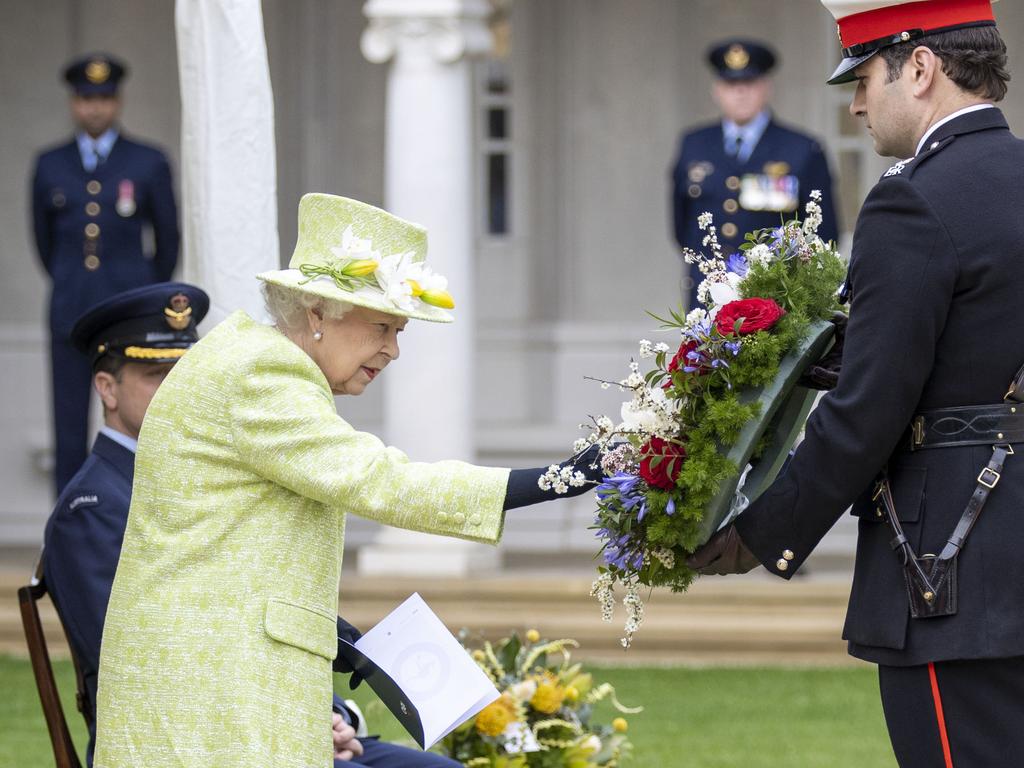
[264,598,336,660]
[850,464,926,523]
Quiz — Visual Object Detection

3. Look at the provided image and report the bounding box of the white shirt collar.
[915,104,994,156]
[100,426,138,454]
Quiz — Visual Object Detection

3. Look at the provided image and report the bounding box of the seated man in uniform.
[43,282,457,768]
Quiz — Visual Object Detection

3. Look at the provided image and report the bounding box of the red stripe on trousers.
[928,662,955,768]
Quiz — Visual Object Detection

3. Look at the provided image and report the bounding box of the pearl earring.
[313,330,323,341]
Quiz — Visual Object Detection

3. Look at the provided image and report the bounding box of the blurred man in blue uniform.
[42,284,461,764]
[31,53,180,494]
[671,39,839,308]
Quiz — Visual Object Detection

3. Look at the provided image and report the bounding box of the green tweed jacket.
[94,311,509,767]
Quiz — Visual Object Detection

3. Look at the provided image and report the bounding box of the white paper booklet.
[347,592,500,749]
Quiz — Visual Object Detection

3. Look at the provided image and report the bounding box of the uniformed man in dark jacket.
[689,1,1023,765]
[670,38,839,308]
[31,53,180,494]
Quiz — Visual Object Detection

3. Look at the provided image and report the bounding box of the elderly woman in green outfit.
[93,194,597,768]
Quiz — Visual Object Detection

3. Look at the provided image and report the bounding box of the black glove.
[333,615,365,690]
[684,524,761,575]
[799,311,848,391]
[503,444,603,511]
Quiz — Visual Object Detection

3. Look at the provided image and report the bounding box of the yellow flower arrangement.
[530,672,567,714]
[477,694,521,737]
[435,630,641,767]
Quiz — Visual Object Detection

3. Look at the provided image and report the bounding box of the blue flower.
[725,252,749,277]
[665,497,676,516]
[724,341,742,356]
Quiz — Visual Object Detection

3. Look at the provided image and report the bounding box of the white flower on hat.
[330,225,379,263]
[373,251,418,311]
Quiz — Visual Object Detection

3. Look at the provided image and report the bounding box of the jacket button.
[85,223,100,238]
[86,201,101,216]
[87,180,102,195]
[783,550,794,561]
[688,184,701,198]
[469,514,481,526]
[723,199,739,214]
[453,512,466,525]
[726,175,741,190]
[721,222,738,239]
[437,512,449,523]
[776,558,789,572]
[84,255,101,271]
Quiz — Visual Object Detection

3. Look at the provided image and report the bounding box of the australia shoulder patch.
[68,493,100,511]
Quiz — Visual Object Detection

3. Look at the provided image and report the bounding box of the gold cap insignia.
[165,293,193,331]
[724,44,750,71]
[85,60,110,84]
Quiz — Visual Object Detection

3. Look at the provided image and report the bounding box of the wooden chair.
[18,556,89,768]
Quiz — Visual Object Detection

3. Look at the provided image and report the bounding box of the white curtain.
[175,0,278,326]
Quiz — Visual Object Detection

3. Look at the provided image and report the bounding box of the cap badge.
[85,60,110,84]
[725,44,749,71]
[165,293,193,330]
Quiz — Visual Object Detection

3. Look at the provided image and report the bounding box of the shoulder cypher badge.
[883,160,908,177]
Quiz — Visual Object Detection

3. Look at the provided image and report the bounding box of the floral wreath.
[544,191,846,647]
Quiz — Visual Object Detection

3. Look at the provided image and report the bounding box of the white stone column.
[356,0,499,577]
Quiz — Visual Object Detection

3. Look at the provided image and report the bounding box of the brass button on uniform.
[688,184,702,198]
[723,199,739,214]
[721,222,738,238]
[87,180,102,195]
[84,254,101,271]
[85,223,100,238]
[86,201,101,216]
[776,558,789,572]
[725,175,741,190]
[783,550,794,561]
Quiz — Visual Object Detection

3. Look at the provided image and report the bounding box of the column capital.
[361,0,494,65]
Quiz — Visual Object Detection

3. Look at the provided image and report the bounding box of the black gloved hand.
[684,524,761,575]
[503,444,604,511]
[799,311,848,391]
[333,615,365,690]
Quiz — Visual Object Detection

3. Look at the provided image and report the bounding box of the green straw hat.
[257,193,454,323]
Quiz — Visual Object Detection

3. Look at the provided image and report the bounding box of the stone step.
[0,568,857,665]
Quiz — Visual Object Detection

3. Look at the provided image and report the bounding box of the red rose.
[715,297,785,336]
[639,436,686,490]
[663,340,711,390]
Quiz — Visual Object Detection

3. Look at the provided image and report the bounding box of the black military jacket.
[736,107,1024,666]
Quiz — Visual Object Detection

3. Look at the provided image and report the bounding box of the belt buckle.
[977,467,1001,490]
[911,416,925,449]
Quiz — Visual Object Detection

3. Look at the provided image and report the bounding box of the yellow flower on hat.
[612,717,629,733]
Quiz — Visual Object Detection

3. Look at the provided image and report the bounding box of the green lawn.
[1,656,896,767]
